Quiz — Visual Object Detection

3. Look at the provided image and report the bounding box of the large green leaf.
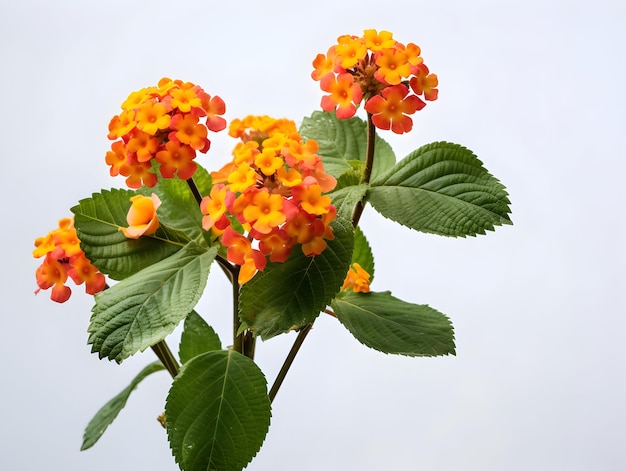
[331,290,455,357]
[352,227,375,282]
[239,217,354,339]
[299,110,396,180]
[166,350,271,471]
[368,142,512,237]
[89,242,217,362]
[81,361,165,451]
[179,311,222,364]
[72,189,190,280]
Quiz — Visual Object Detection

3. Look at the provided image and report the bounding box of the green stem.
[268,322,314,403]
[151,340,180,378]
[351,112,376,227]
[231,266,243,355]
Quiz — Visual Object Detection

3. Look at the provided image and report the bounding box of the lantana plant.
[33,30,511,471]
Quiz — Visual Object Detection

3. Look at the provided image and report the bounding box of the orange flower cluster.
[202,116,337,284]
[33,218,106,303]
[312,29,438,134]
[341,263,371,293]
[106,78,227,188]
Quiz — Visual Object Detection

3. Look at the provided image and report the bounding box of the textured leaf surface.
[81,361,165,450]
[179,311,222,364]
[328,184,368,220]
[89,242,217,362]
[166,350,271,471]
[332,291,455,356]
[72,189,189,280]
[369,142,512,237]
[299,110,395,180]
[239,217,354,339]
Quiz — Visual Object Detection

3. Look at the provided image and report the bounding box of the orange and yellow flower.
[106,78,226,187]
[33,218,106,303]
[200,115,337,283]
[312,29,438,134]
[341,263,371,293]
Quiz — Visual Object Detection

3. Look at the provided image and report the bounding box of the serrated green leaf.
[368,142,512,237]
[352,227,374,281]
[72,189,190,280]
[89,242,217,362]
[179,311,222,364]
[166,350,271,471]
[81,361,165,451]
[299,110,395,180]
[328,184,368,220]
[239,217,354,339]
[332,290,455,357]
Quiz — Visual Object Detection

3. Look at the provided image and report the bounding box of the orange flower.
[341,263,371,293]
[365,84,425,134]
[33,218,106,303]
[106,78,226,187]
[119,194,161,239]
[242,190,286,234]
[155,141,197,179]
[312,30,438,134]
[320,72,362,119]
[205,115,337,283]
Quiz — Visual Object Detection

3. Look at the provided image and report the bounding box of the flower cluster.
[341,263,371,293]
[33,218,106,303]
[201,115,337,284]
[312,29,438,134]
[106,78,227,188]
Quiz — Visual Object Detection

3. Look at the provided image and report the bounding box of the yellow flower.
[341,263,371,293]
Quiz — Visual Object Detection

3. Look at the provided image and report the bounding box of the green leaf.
[331,290,455,357]
[81,361,165,451]
[179,311,222,364]
[352,227,375,281]
[328,184,368,220]
[166,350,271,471]
[299,110,395,180]
[139,165,212,241]
[368,142,512,237]
[89,242,217,362]
[239,217,354,339]
[72,188,190,280]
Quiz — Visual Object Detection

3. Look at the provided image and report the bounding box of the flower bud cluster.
[106,78,226,188]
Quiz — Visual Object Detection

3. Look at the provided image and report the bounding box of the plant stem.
[185,177,204,206]
[268,323,314,403]
[231,267,243,355]
[351,112,376,227]
[151,340,180,378]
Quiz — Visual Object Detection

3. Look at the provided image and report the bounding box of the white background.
[2,1,625,469]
